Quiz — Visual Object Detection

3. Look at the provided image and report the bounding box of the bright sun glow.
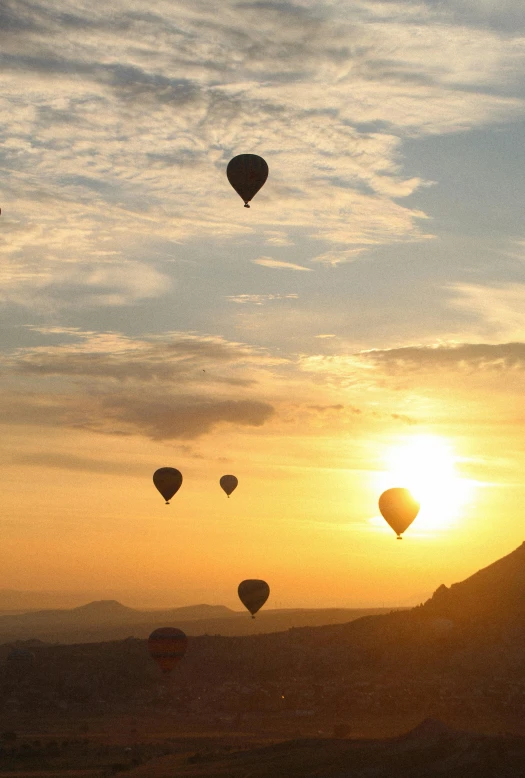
[375,434,476,533]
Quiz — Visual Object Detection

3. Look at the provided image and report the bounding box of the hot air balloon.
[153,468,182,504]
[220,474,238,498]
[238,579,270,618]
[378,487,420,539]
[148,627,188,674]
[227,154,268,208]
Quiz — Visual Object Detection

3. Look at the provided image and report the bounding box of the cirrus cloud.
[1,0,524,310]
[251,257,313,271]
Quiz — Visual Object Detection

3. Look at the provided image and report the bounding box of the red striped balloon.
[148,627,188,674]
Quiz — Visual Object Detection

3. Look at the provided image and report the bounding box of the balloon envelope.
[227,154,268,207]
[153,467,182,504]
[148,627,188,674]
[220,474,238,497]
[238,579,270,617]
[378,487,420,538]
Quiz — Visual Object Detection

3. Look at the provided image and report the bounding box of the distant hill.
[0,601,397,644]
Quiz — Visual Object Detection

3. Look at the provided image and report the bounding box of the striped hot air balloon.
[148,627,188,674]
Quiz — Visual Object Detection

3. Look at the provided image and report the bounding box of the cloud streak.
[251,257,312,271]
[0,390,275,441]
[227,293,299,304]
[360,342,525,371]
[6,331,284,384]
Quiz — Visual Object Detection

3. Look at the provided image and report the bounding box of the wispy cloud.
[360,342,525,371]
[227,293,299,304]
[252,257,312,271]
[311,248,368,266]
[0,0,523,310]
[5,330,285,383]
[297,339,525,419]
[263,231,295,246]
[449,283,525,340]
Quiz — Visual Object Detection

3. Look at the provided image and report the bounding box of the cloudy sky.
[1,0,525,609]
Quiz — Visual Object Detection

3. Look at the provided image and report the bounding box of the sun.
[376,434,475,533]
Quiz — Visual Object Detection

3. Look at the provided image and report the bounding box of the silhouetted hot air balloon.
[378,487,420,539]
[238,579,270,618]
[227,154,268,208]
[220,474,238,498]
[148,627,187,674]
[153,468,182,504]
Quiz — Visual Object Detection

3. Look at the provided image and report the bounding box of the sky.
[1,0,525,610]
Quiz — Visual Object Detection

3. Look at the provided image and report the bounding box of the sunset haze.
[1,0,525,612]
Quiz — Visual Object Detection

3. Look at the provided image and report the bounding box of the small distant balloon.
[220,474,238,498]
[153,468,183,504]
[238,579,270,618]
[227,154,268,208]
[148,627,188,674]
[378,487,420,539]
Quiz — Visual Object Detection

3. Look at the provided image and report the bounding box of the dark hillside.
[2,544,525,739]
[422,541,525,623]
[128,722,525,777]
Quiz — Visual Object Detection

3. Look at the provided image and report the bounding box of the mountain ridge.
[0,602,398,644]
[2,540,525,644]
[421,540,525,622]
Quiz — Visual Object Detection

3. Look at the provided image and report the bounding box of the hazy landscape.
[2,543,525,775]
[3,0,525,774]
[0,602,397,644]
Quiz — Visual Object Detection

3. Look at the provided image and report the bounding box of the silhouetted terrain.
[128,721,525,777]
[0,721,522,776]
[0,602,396,643]
[422,542,525,623]
[3,544,525,774]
